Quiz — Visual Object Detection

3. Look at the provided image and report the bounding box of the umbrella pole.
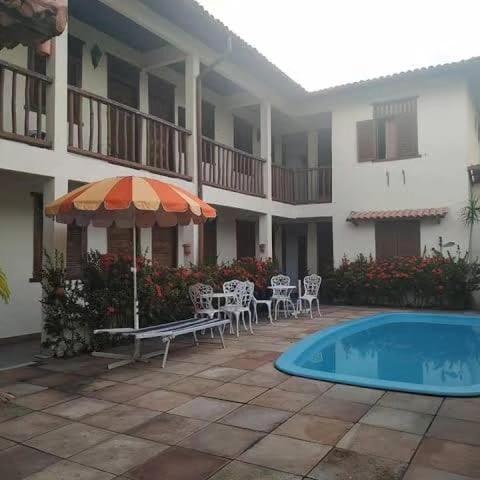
[132,215,140,359]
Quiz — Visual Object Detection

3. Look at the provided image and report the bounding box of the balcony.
[201,137,265,197]
[272,165,332,204]
[67,87,191,180]
[0,60,52,148]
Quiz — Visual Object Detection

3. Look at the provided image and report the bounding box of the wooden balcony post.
[139,70,149,165]
[46,26,68,151]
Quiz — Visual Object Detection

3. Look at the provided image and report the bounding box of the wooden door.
[203,220,217,265]
[107,56,140,162]
[236,220,256,259]
[152,226,177,267]
[298,234,308,279]
[317,222,334,273]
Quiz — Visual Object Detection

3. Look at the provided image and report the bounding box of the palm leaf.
[461,195,480,227]
[0,267,11,304]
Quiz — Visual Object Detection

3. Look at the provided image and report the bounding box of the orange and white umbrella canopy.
[45,176,216,227]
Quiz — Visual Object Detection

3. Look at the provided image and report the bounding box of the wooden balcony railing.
[0,59,52,147]
[67,86,191,179]
[201,137,265,196]
[272,165,332,204]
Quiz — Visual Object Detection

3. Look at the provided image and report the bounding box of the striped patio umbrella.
[45,176,216,333]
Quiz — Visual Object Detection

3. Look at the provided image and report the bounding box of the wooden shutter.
[357,119,377,162]
[202,101,215,139]
[66,224,87,279]
[152,226,177,267]
[394,112,418,159]
[148,75,175,122]
[27,48,47,115]
[375,221,420,259]
[68,35,83,125]
[236,220,256,259]
[107,226,140,256]
[234,116,253,154]
[203,220,217,265]
[32,193,43,281]
[396,221,420,257]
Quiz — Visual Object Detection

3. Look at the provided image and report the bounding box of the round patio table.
[268,285,297,318]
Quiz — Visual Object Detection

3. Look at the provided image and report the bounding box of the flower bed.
[41,251,278,356]
[323,253,480,309]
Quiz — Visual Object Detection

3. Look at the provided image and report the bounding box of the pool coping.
[275,312,480,397]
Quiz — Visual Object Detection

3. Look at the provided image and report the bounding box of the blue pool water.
[275,313,480,396]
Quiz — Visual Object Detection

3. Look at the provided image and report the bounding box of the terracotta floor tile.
[33,373,85,388]
[274,413,352,445]
[379,392,443,415]
[44,397,115,420]
[239,434,330,475]
[2,383,47,397]
[337,424,422,462]
[221,358,269,370]
[195,366,247,382]
[82,404,159,433]
[25,422,114,458]
[360,406,433,435]
[221,404,292,432]
[180,423,264,458]
[277,377,332,395]
[0,367,45,386]
[71,434,167,475]
[0,402,31,422]
[0,437,15,451]
[14,389,77,410]
[130,413,208,444]
[0,445,58,480]
[403,465,476,480]
[438,398,480,422]
[427,416,480,446]
[204,382,267,403]
[126,372,184,388]
[302,396,370,422]
[413,437,480,478]
[127,446,228,480]
[241,350,280,362]
[0,411,69,441]
[323,385,384,405]
[99,367,142,383]
[128,390,193,412]
[233,371,287,388]
[88,383,153,402]
[209,460,301,480]
[169,396,241,421]
[308,448,407,480]
[249,388,317,412]
[64,379,117,395]
[23,459,115,480]
[161,361,208,376]
[166,377,223,395]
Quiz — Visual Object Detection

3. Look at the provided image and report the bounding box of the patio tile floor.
[1,305,479,479]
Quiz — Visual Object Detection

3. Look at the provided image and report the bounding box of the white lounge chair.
[93,317,231,369]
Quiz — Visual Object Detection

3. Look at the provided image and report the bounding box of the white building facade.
[1,0,479,340]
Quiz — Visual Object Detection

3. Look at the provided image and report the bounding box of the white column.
[258,214,273,260]
[260,100,272,199]
[178,224,198,266]
[185,54,200,184]
[307,130,318,168]
[46,27,68,151]
[139,71,149,165]
[43,177,69,258]
[307,222,318,274]
[273,223,283,269]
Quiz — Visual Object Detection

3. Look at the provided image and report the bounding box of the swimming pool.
[275,313,480,396]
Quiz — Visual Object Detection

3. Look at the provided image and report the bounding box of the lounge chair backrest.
[304,274,322,296]
[271,274,290,286]
[189,283,214,312]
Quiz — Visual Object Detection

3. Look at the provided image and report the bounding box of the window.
[68,35,83,124]
[31,193,43,282]
[357,98,418,162]
[234,116,253,154]
[66,224,87,279]
[27,48,47,114]
[375,221,420,259]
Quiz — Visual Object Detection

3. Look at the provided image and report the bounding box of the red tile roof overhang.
[347,208,448,225]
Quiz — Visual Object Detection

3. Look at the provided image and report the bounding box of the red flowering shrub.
[323,253,480,309]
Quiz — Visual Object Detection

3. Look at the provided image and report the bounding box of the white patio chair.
[189,283,220,320]
[270,274,295,320]
[252,296,273,325]
[223,279,243,305]
[221,281,254,336]
[297,274,322,318]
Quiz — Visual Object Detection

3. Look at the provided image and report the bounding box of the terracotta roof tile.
[347,207,448,224]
